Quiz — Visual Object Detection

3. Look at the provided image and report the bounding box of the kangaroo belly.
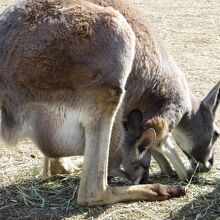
[53,109,85,157]
[29,106,86,158]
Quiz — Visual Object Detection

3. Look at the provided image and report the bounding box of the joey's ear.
[137,128,156,154]
[203,81,220,116]
[127,109,143,137]
[122,121,128,131]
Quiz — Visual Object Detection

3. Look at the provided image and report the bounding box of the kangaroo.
[86,0,219,180]
[0,0,186,206]
[27,106,153,184]
[142,81,219,179]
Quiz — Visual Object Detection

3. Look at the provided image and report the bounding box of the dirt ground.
[0,0,219,219]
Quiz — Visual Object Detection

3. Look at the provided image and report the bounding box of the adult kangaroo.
[0,0,187,205]
[88,0,219,179]
[41,0,220,181]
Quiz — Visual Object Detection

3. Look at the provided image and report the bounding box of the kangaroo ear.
[203,81,220,116]
[137,128,156,154]
[127,109,143,138]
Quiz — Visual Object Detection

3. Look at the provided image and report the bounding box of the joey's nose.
[133,176,142,185]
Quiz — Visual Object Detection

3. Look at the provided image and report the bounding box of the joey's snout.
[130,165,150,185]
[121,155,151,184]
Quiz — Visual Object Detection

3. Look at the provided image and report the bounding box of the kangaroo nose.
[190,153,214,172]
[206,156,214,169]
[202,155,214,172]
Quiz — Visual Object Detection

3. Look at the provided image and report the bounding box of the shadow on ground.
[0,175,109,220]
[0,174,219,220]
[0,174,134,220]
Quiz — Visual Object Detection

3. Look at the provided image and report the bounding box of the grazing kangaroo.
[41,0,220,180]
[90,0,219,180]
[0,0,187,205]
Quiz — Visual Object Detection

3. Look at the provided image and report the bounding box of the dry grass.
[1,155,220,220]
[0,0,220,219]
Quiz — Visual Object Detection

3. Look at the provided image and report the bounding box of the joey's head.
[173,81,220,172]
[121,109,156,184]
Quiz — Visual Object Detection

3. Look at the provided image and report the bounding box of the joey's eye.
[133,165,139,170]
[131,161,140,170]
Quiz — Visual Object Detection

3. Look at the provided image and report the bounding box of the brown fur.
[1,0,219,205]
[0,0,187,205]
[143,117,168,139]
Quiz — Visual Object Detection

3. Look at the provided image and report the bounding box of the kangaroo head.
[121,109,156,184]
[174,81,220,171]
